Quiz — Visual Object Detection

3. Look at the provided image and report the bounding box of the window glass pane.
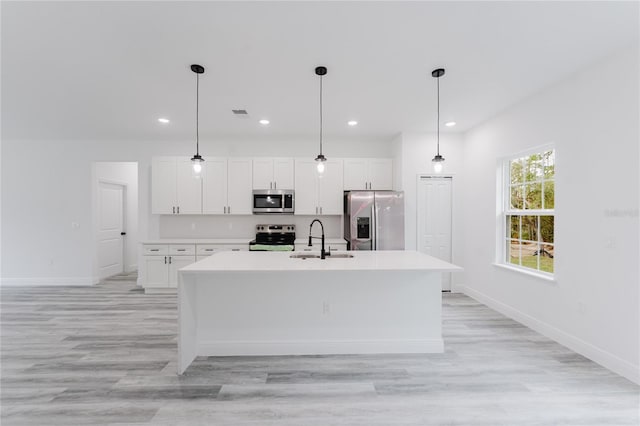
[524,153,543,183]
[510,159,523,184]
[540,216,554,243]
[538,244,554,273]
[543,181,554,209]
[510,185,524,209]
[543,150,555,179]
[521,241,538,269]
[508,240,520,265]
[508,215,520,239]
[525,183,542,209]
[521,215,538,241]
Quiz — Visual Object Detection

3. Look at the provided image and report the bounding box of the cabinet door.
[343,158,368,190]
[318,159,344,215]
[168,256,196,288]
[368,159,393,190]
[294,159,318,215]
[142,256,169,288]
[202,159,228,214]
[176,159,202,214]
[227,158,253,215]
[152,158,177,214]
[273,158,294,190]
[252,158,273,189]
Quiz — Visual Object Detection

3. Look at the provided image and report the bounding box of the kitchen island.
[177,250,461,374]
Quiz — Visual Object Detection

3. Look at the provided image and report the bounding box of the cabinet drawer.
[196,245,224,255]
[143,245,168,255]
[169,245,196,256]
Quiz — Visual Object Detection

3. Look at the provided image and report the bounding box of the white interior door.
[417,176,452,291]
[97,182,124,279]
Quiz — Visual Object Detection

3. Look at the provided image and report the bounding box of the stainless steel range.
[249,224,296,251]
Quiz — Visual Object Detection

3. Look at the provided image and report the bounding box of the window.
[502,148,555,275]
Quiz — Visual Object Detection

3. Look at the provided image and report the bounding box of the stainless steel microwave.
[252,189,295,214]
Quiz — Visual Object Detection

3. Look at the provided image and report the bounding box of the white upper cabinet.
[176,159,203,214]
[227,158,253,215]
[202,158,252,215]
[294,158,343,215]
[152,157,202,214]
[294,159,318,215]
[344,158,393,190]
[317,159,344,215]
[252,158,294,190]
[152,157,177,214]
[202,158,228,215]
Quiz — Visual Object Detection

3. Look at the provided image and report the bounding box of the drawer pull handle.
[205,249,213,251]
[177,249,186,252]
[150,249,159,252]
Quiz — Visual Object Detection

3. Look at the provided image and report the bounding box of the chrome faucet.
[308,219,330,259]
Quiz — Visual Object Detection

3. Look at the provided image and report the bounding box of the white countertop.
[180,250,462,273]
[142,238,251,245]
[142,238,346,245]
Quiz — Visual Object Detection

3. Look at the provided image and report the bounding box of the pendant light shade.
[431,68,445,173]
[191,64,205,176]
[314,66,327,175]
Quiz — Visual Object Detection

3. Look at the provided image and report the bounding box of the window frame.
[498,145,555,278]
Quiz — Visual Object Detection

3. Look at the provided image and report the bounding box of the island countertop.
[180,250,461,273]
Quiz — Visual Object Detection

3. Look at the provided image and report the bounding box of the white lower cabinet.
[295,241,347,252]
[140,242,250,291]
[140,244,196,291]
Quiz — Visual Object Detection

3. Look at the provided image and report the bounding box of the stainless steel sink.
[289,253,354,259]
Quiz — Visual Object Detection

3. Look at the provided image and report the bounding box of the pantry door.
[417,176,453,291]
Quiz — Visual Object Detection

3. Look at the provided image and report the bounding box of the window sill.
[492,263,557,283]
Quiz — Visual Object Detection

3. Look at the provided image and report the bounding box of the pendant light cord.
[196,73,200,156]
[319,75,323,156]
[436,74,440,156]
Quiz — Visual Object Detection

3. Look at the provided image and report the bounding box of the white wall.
[394,132,466,290]
[460,46,639,383]
[93,162,139,277]
[1,136,391,285]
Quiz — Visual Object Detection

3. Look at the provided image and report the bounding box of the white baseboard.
[0,277,97,286]
[197,339,444,357]
[460,285,640,385]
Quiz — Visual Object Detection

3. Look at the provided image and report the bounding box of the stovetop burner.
[249,224,296,251]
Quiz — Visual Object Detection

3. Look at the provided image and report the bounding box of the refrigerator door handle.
[372,196,377,251]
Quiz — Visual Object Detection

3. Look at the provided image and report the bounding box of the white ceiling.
[2,1,637,142]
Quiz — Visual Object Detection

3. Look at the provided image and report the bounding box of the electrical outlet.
[322,301,330,314]
[71,222,80,229]
[191,222,196,230]
[605,237,616,249]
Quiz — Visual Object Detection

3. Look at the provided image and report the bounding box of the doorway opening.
[417,175,453,291]
[92,162,139,282]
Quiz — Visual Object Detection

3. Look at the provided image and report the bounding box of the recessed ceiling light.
[445,121,456,127]
[347,120,358,126]
[158,118,170,124]
[259,119,270,125]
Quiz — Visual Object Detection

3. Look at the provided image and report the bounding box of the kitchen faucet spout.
[308,219,329,259]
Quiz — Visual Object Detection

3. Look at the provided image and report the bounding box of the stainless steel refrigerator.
[343,191,405,250]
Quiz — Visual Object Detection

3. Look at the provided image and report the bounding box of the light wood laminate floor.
[1,274,638,425]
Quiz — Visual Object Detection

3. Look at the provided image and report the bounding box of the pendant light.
[314,66,327,175]
[431,68,445,173]
[190,64,205,176]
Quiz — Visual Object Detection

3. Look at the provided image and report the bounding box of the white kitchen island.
[177,250,461,374]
